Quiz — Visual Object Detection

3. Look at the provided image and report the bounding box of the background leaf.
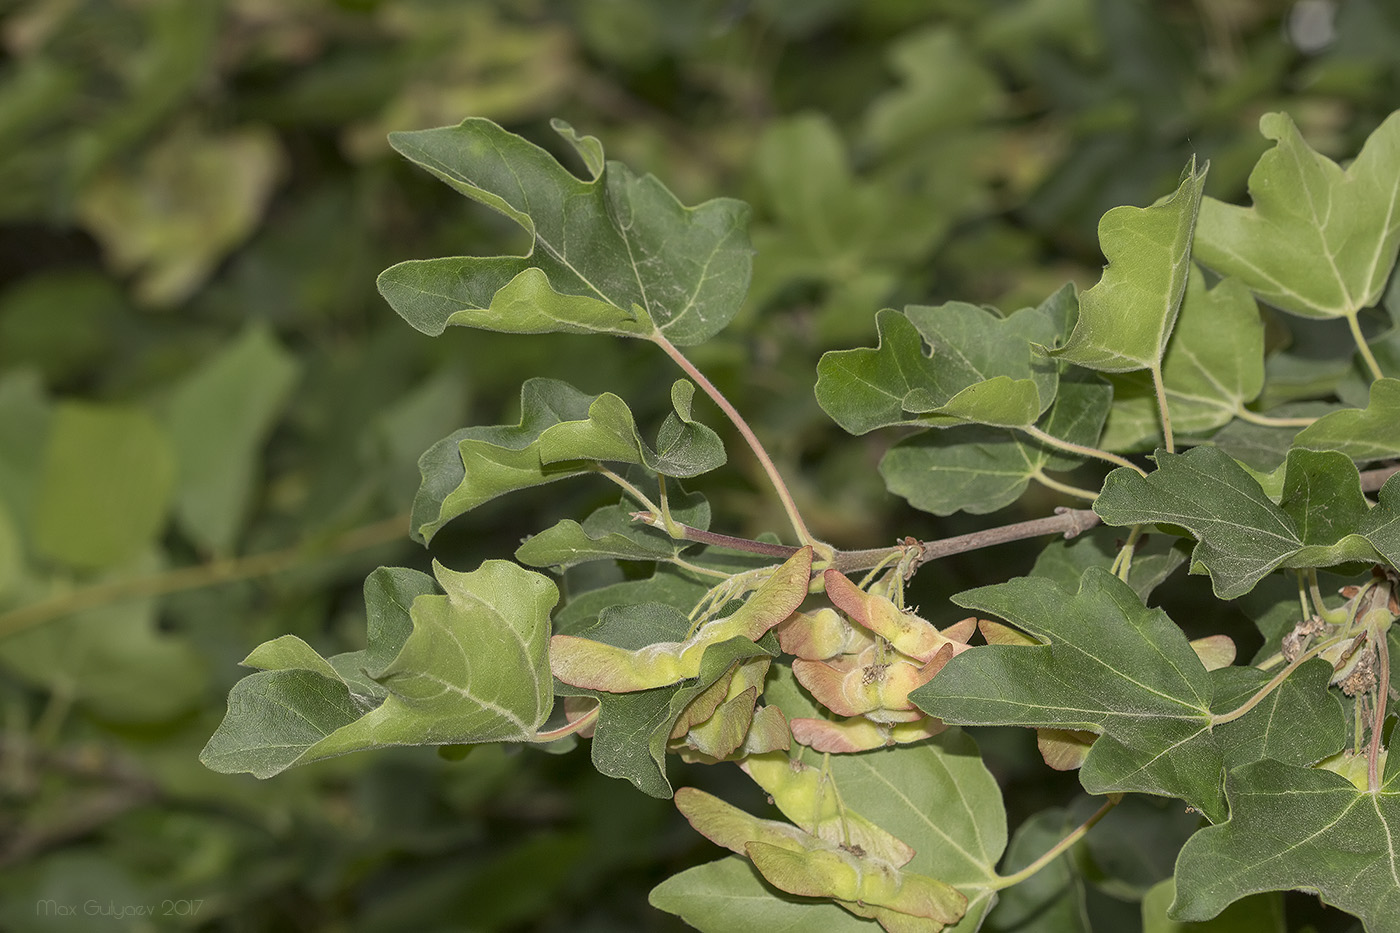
[32,402,175,569]
[165,322,300,555]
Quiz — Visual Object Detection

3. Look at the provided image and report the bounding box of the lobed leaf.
[911,568,1227,820]
[1057,158,1208,372]
[1098,269,1264,451]
[1209,661,1345,770]
[1171,757,1400,932]
[1293,377,1400,462]
[411,377,723,543]
[815,295,1062,435]
[1194,110,1400,320]
[201,562,557,777]
[1095,446,1400,598]
[377,117,751,346]
[880,369,1111,515]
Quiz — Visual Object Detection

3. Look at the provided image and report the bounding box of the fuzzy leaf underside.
[1194,110,1400,320]
[1057,159,1208,372]
[201,562,557,777]
[411,377,723,543]
[377,118,752,346]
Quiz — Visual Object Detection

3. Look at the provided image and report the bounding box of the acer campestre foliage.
[204,112,1400,932]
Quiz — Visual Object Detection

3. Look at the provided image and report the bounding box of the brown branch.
[1362,462,1400,493]
[641,462,1400,577]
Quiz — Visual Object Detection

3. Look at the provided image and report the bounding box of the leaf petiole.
[596,465,663,516]
[1344,310,1386,382]
[991,795,1120,890]
[1211,633,1347,726]
[652,332,830,558]
[1151,363,1175,453]
[1030,469,1101,501]
[1020,425,1147,476]
[1232,407,1320,428]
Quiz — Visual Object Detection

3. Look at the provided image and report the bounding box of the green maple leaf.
[1194,110,1400,322]
[1030,528,1187,602]
[1099,269,1264,451]
[1095,446,1400,598]
[815,288,1066,434]
[1171,757,1400,933]
[201,562,558,778]
[411,377,723,543]
[516,482,709,571]
[1209,662,1345,770]
[1056,159,1208,373]
[652,727,1007,932]
[1294,377,1400,462]
[912,567,1228,820]
[880,369,1111,515]
[377,118,751,346]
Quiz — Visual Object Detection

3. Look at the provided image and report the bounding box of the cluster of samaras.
[549,547,978,762]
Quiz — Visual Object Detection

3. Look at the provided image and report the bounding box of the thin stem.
[636,507,1104,574]
[0,515,409,640]
[652,333,821,552]
[1233,407,1320,428]
[1345,310,1385,382]
[1212,634,1345,726]
[1309,568,1350,625]
[1297,570,1312,627]
[533,704,600,743]
[1021,425,1147,476]
[1111,526,1144,581]
[1151,363,1175,453]
[596,466,662,516]
[1031,469,1101,501]
[631,512,800,559]
[633,464,1398,574]
[992,795,1120,890]
[1368,629,1389,793]
[668,557,731,580]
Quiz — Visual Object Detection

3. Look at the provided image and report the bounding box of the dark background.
[0,1,1395,929]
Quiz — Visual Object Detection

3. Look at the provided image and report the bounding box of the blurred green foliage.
[0,0,1395,929]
